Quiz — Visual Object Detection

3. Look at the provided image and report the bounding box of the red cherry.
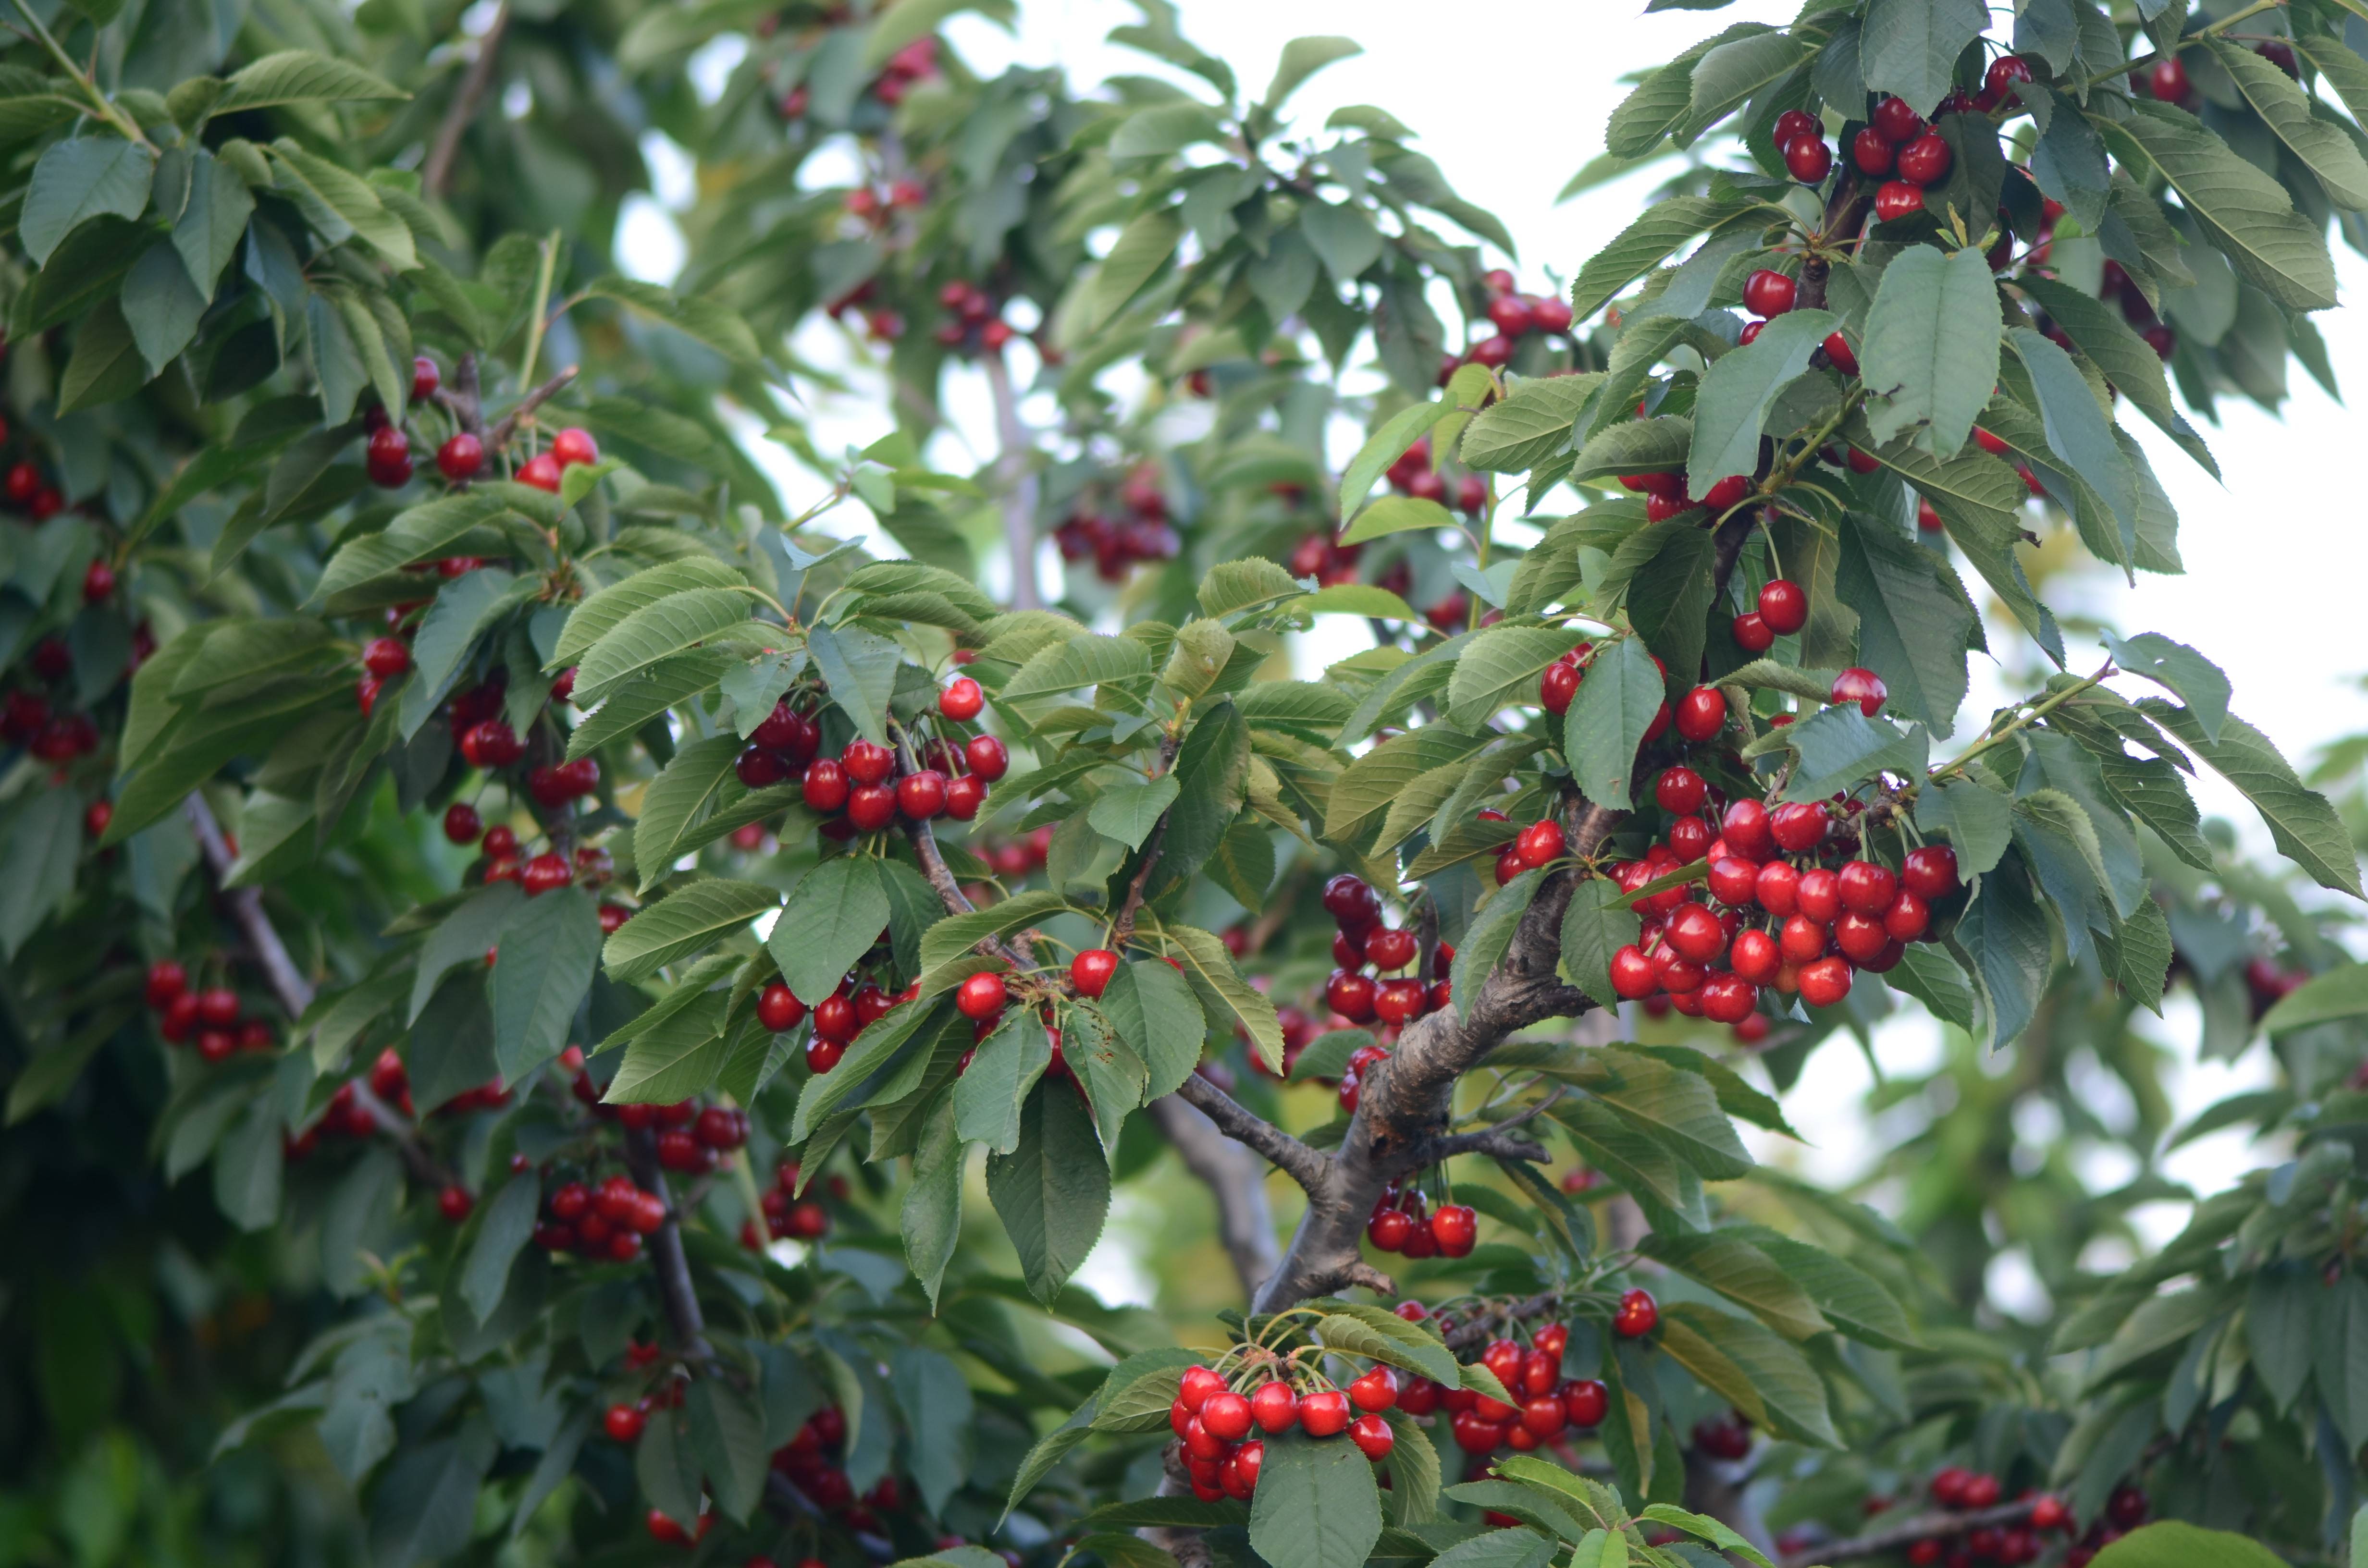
[1707,856,1758,907]
[955,971,1008,1022]
[1368,1208,1411,1251]
[1201,1390,1253,1441]
[964,735,1009,782]
[1830,667,1888,716]
[844,783,896,830]
[1516,818,1565,869]
[1737,320,1765,347]
[801,759,849,812]
[604,1403,646,1442]
[1612,1288,1658,1337]
[438,1185,474,1221]
[1373,977,1427,1024]
[1902,844,1960,899]
[443,804,486,850]
[1873,181,1924,222]
[1694,473,1750,511]
[2146,56,2189,102]
[1326,969,1378,1022]
[839,739,892,785]
[366,426,412,488]
[1722,799,1774,859]
[944,775,985,820]
[1562,1379,1608,1428]
[1774,109,1818,148]
[1742,269,1797,318]
[1755,859,1800,915]
[1779,913,1829,966]
[1539,660,1579,714]
[1729,928,1782,985]
[1836,911,1889,964]
[1797,867,1841,923]
[1851,126,1897,177]
[1731,612,1773,653]
[1430,1203,1477,1256]
[1531,295,1573,334]
[1348,1365,1398,1411]
[1298,1389,1351,1438]
[1769,801,1827,854]
[521,853,572,896]
[1655,766,1707,814]
[1799,956,1853,1007]
[1610,945,1658,999]
[758,983,806,1032]
[1350,1412,1394,1461]
[1822,331,1859,377]
[1884,890,1931,941]
[1783,135,1832,184]
[1365,927,1418,971]
[1675,686,1726,742]
[551,428,600,468]
[1666,903,1727,963]
[1485,293,1535,337]
[1895,131,1952,187]
[1872,96,1924,143]
[514,451,561,492]
[1973,427,2010,456]
[937,676,984,722]
[896,770,948,819]
[436,432,483,482]
[1836,860,1897,915]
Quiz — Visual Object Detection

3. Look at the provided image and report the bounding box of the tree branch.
[1780,1498,2042,1566]
[1417,1128,1551,1165]
[1170,1071,1331,1194]
[982,353,1042,611]
[485,366,582,453]
[889,724,1036,969]
[423,0,513,200]
[1145,1094,1280,1300]
[621,1126,715,1361]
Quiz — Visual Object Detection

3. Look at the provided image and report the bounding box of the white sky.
[617,1,2368,1308]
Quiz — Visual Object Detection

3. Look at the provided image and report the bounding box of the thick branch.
[982,353,1042,611]
[1171,1072,1330,1193]
[485,366,582,453]
[1417,1129,1551,1165]
[1146,1094,1279,1300]
[423,0,513,200]
[622,1126,715,1360]
[1782,1499,2041,1567]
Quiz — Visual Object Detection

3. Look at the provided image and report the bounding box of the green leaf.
[1088,773,1181,851]
[1613,523,1717,699]
[1569,1046,1751,1179]
[1655,1302,1838,1446]
[460,1171,539,1323]
[1248,1433,1384,1568]
[396,569,530,739]
[902,1094,964,1306]
[2029,86,2111,230]
[605,879,779,985]
[1301,200,1384,285]
[805,623,903,745]
[22,135,155,267]
[1681,32,1811,141]
[2008,328,2135,559]
[490,886,601,1082]
[1340,494,1457,547]
[1639,1230,1827,1340]
[1308,1304,1461,1385]
[1460,376,1603,474]
[215,51,409,113]
[918,889,1069,977]
[2014,276,2197,469]
[1149,918,1285,1073]
[1452,870,1544,1019]
[1570,415,1693,486]
[1775,705,1927,803]
[1686,308,1835,491]
[1953,851,2051,1049]
[57,298,149,414]
[370,1420,497,1567]
[1915,776,2012,875]
[1564,638,1663,812]
[1097,959,1205,1100]
[1860,245,2001,456]
[1087,208,1184,329]
[1197,559,1303,620]
[212,1095,284,1232]
[2207,38,2368,210]
[1860,0,1987,116]
[1571,197,1737,323]
[2088,1522,2286,1568]
[574,588,755,703]
[1338,402,1454,519]
[2261,964,2368,1033]
[1002,632,1153,702]
[122,241,208,375]
[686,1378,767,1525]
[2100,633,2228,743]
[789,997,944,1139]
[2101,100,2336,311]
[1445,626,1589,732]
[767,858,891,1005]
[955,1009,1053,1155]
[2144,704,2362,900]
[1636,1507,1776,1568]
[604,993,730,1106]
[269,142,416,271]
[1836,511,1976,734]
[1723,1223,1918,1348]
[986,1082,1111,1303]
[408,884,525,1024]
[1327,725,1490,841]
[552,557,743,668]
[1263,36,1362,110]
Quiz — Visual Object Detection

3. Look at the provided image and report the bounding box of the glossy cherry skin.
[847,783,896,831]
[1754,858,1800,915]
[1873,181,1925,222]
[1539,660,1579,715]
[1902,844,1960,899]
[840,739,894,786]
[1884,890,1932,941]
[1675,686,1726,742]
[1796,867,1842,923]
[1742,269,1797,318]
[1655,766,1706,814]
[1783,135,1832,183]
[939,676,984,721]
[1610,944,1658,999]
[1071,948,1119,998]
[1612,1288,1658,1337]
[965,735,1009,781]
[1838,859,1898,915]
[758,983,807,1032]
[801,759,850,812]
[1430,1204,1477,1255]
[1732,612,1774,652]
[1851,126,1896,176]
[1758,578,1808,634]
[1773,109,1818,148]
[1895,131,1952,186]
[1798,956,1853,1007]
[954,971,1008,1021]
[1823,331,1858,376]
[1830,666,1888,716]
[1722,799,1776,859]
[1562,1379,1609,1427]
[1872,96,1924,142]
[1297,1390,1351,1438]
[1770,800,1828,853]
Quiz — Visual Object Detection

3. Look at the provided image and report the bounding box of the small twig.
[888,724,1035,969]
[485,366,582,453]
[1171,1071,1332,1194]
[982,353,1043,611]
[438,353,487,441]
[1781,1498,2042,1567]
[621,1126,715,1361]
[1442,1291,1565,1353]
[1416,1128,1552,1165]
[423,0,513,200]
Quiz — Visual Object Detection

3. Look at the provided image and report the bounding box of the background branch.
[982,353,1043,611]
[1145,1094,1280,1299]
[1781,1498,2041,1566]
[423,1,513,200]
[621,1126,715,1360]
[1170,1071,1330,1193]
[485,366,581,452]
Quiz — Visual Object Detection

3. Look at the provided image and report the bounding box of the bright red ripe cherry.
[1830,667,1888,716]
[1251,1380,1299,1433]
[801,758,850,812]
[1732,612,1774,653]
[758,982,807,1032]
[604,1403,646,1442]
[1365,927,1417,970]
[2147,55,2189,101]
[1485,293,1534,337]
[955,971,1008,1022]
[551,428,600,468]
[1179,1365,1227,1414]
[1539,659,1579,715]
[410,355,441,404]
[938,676,984,721]
[1872,96,1924,143]
[1348,1365,1398,1412]
[804,1036,845,1075]
[1563,1379,1609,1427]
[1835,911,1889,964]
[1874,181,1924,222]
[1779,914,1829,965]
[737,746,790,789]
[518,452,563,492]
[521,853,571,896]
[1516,818,1565,869]
[1797,867,1841,923]
[1755,858,1800,915]
[1737,320,1765,347]
[459,720,522,769]
[1884,890,1931,941]
[1774,109,1818,148]
[146,960,189,1011]
[1729,928,1782,985]
[1696,473,1750,511]
[1895,131,1952,186]
[840,739,893,785]
[1655,766,1706,814]
[1666,903,1727,964]
[365,426,412,488]
[434,432,483,483]
[1373,977,1427,1024]
[1611,945,1658,1000]
[1201,1390,1253,1441]
[1531,295,1572,333]
[1742,269,1797,318]
[945,775,985,820]
[1783,135,1832,183]
[1299,1389,1351,1438]
[1902,844,1960,899]
[1326,969,1378,1022]
[1851,126,1896,177]
[847,783,896,831]
[964,734,1009,782]
[1722,799,1775,859]
[362,637,411,678]
[1769,800,1827,853]
[1067,949,1119,999]
[1613,1288,1658,1337]
[1350,1412,1394,1461]
[1707,856,1758,907]
[1838,860,1898,915]
[1675,686,1726,742]
[2029,1495,2070,1532]
[1823,331,1858,376]
[1799,956,1853,1007]
[896,769,947,819]
[1430,1203,1477,1256]
[438,1185,474,1221]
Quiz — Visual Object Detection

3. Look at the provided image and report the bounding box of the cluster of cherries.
[1170,1356,1405,1502]
[750,1157,833,1243]
[1448,268,1577,375]
[1052,464,1184,583]
[3,448,65,521]
[931,279,1018,355]
[770,1401,909,1533]
[1888,1467,2110,1566]
[736,683,1009,834]
[362,353,607,494]
[445,810,628,910]
[1364,1186,1479,1259]
[778,30,943,118]
[280,1047,508,1169]
[5,637,110,768]
[144,960,277,1064]
[1318,872,1457,1036]
[1611,774,1963,1018]
[758,964,922,1077]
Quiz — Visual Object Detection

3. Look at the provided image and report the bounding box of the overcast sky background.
[614,0,2368,1312]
